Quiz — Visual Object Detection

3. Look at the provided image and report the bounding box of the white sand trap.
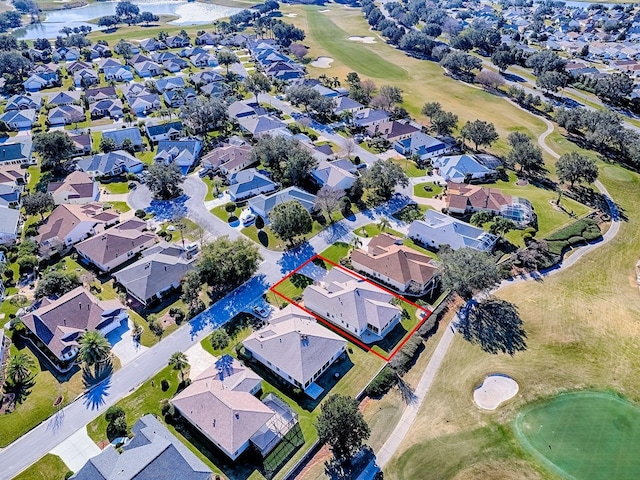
[284,13,298,17]
[348,36,377,44]
[474,374,519,410]
[318,9,331,13]
[311,56,334,68]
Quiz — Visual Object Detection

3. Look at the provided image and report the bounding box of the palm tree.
[349,235,362,254]
[78,331,111,370]
[217,49,239,78]
[378,216,391,232]
[168,351,189,381]
[7,353,35,384]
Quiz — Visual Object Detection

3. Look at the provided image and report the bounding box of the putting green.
[514,391,640,479]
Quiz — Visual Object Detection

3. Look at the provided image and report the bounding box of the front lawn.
[13,454,70,480]
[391,158,425,178]
[105,201,131,213]
[355,223,438,259]
[414,182,444,198]
[102,181,130,194]
[0,335,85,447]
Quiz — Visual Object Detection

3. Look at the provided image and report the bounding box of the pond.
[15,0,241,40]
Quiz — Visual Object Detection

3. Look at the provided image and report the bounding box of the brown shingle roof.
[47,171,96,201]
[36,203,119,245]
[351,233,437,288]
[445,182,512,212]
[20,287,125,359]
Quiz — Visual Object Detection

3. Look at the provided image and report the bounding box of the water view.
[15,0,242,40]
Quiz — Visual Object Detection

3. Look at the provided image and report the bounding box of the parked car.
[198,167,211,178]
[253,305,269,318]
[242,214,256,226]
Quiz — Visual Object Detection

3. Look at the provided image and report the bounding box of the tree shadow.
[324,446,376,480]
[82,360,114,388]
[4,378,36,405]
[456,297,527,355]
[396,377,418,406]
[257,230,269,247]
[82,374,112,411]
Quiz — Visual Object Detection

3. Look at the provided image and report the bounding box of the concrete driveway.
[107,318,148,366]
[49,427,101,472]
[184,342,216,379]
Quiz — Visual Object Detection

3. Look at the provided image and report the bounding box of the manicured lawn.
[319,241,351,264]
[242,225,284,251]
[384,156,640,478]
[414,182,444,198]
[0,335,85,447]
[287,5,549,157]
[27,165,41,192]
[390,158,425,178]
[514,391,640,479]
[102,181,130,194]
[356,223,438,259]
[304,9,407,81]
[13,454,70,480]
[105,201,131,213]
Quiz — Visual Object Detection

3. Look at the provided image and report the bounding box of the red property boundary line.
[270,254,433,362]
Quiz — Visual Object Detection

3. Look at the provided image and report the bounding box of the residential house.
[5,95,41,111]
[367,120,419,142]
[70,134,93,156]
[302,267,402,342]
[90,98,124,119]
[238,115,288,138]
[77,150,143,178]
[146,120,183,143]
[172,355,297,461]
[0,142,31,164]
[394,131,452,161]
[74,68,99,88]
[165,35,190,48]
[123,85,161,116]
[75,217,157,272]
[263,61,305,82]
[52,46,80,62]
[180,47,207,58]
[113,242,197,305]
[162,57,188,73]
[190,52,217,68]
[20,287,127,364]
[133,60,163,77]
[0,165,26,190]
[47,90,81,106]
[352,108,389,128]
[408,209,498,252]
[102,127,144,151]
[95,57,123,73]
[243,304,347,396]
[163,87,197,107]
[84,86,118,103]
[229,100,260,120]
[154,139,202,174]
[47,171,99,205]
[351,233,438,296]
[227,168,278,202]
[71,415,212,480]
[66,61,93,75]
[311,160,356,191]
[0,206,20,244]
[90,43,112,58]
[48,104,85,126]
[333,96,364,116]
[434,154,499,183]
[23,72,57,92]
[248,187,317,223]
[139,38,166,52]
[0,184,20,209]
[156,76,186,92]
[201,142,253,173]
[104,65,134,82]
[200,82,227,98]
[35,203,119,253]
[195,32,218,45]
[0,109,36,130]
[445,182,534,226]
[190,70,224,86]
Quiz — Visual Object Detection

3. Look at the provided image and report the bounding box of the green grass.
[356,224,438,259]
[514,391,640,479]
[27,165,41,192]
[319,241,351,264]
[201,176,217,202]
[391,158,425,178]
[414,182,444,198]
[304,8,407,81]
[102,181,130,194]
[12,454,70,480]
[0,336,85,447]
[105,201,131,213]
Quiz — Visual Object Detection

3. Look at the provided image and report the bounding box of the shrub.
[365,365,397,397]
[23,225,38,238]
[105,405,126,423]
[17,254,38,274]
[107,415,128,439]
[65,471,74,479]
[308,132,318,141]
[134,209,146,218]
[126,172,137,181]
[160,378,170,391]
[225,202,237,213]
[353,155,361,165]
[340,197,352,215]
[390,335,422,374]
[568,236,585,246]
[169,307,186,324]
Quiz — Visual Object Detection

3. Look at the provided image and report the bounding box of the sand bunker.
[284,13,297,17]
[311,56,334,68]
[348,36,377,44]
[474,374,519,410]
[318,9,331,13]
